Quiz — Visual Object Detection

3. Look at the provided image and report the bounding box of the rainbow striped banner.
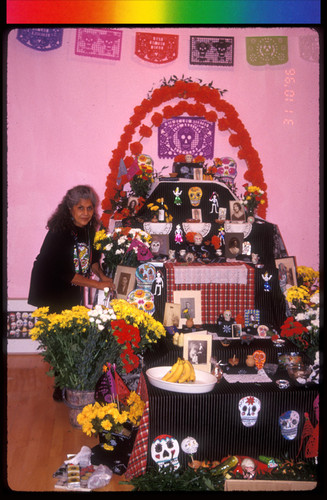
[6,0,321,24]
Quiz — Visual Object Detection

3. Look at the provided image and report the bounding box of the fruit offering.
[161,358,196,383]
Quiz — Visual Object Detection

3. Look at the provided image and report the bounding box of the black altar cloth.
[143,338,318,468]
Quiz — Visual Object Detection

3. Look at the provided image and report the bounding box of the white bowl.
[146,366,217,394]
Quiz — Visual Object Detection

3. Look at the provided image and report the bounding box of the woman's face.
[70,198,94,227]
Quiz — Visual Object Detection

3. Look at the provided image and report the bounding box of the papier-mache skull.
[252,350,266,370]
[238,396,261,427]
[188,186,203,207]
[151,434,180,470]
[215,157,237,184]
[279,411,300,440]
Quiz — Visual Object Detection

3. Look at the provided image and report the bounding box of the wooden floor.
[6,354,134,492]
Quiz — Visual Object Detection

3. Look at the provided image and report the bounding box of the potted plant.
[29,301,166,426]
[77,390,145,475]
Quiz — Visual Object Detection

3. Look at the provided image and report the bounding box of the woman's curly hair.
[47,185,100,232]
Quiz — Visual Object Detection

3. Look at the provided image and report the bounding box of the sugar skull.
[151,435,180,470]
[238,396,261,427]
[252,350,266,370]
[216,157,237,184]
[137,153,153,169]
[279,411,300,440]
[188,186,203,207]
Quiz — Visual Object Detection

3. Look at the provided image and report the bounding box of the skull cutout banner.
[75,28,123,60]
[190,36,234,66]
[238,396,261,427]
[151,435,180,470]
[158,117,215,159]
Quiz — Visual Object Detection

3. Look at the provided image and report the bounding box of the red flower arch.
[101,80,267,227]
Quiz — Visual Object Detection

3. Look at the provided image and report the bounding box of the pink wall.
[7,27,320,299]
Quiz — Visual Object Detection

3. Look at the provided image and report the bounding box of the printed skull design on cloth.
[151,434,180,470]
[279,411,300,440]
[188,186,203,207]
[238,396,261,427]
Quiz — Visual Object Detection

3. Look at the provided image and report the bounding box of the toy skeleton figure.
[209,191,219,213]
[154,270,164,296]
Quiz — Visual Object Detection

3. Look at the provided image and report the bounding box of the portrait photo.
[173,290,202,327]
[191,208,202,221]
[229,200,246,221]
[114,265,136,299]
[225,232,244,259]
[275,256,298,293]
[183,333,212,372]
[163,302,181,327]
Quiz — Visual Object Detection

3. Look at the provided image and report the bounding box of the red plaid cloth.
[165,262,255,323]
[125,373,149,480]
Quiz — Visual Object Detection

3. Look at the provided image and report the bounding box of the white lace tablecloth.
[223,370,272,383]
[174,265,248,285]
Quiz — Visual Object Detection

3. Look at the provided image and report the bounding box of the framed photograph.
[229,200,246,222]
[183,333,212,372]
[218,207,227,221]
[191,208,202,222]
[127,196,139,215]
[232,324,242,337]
[114,265,136,299]
[163,302,181,327]
[225,232,244,259]
[173,162,202,179]
[193,167,203,181]
[244,309,260,327]
[173,290,202,327]
[275,256,298,292]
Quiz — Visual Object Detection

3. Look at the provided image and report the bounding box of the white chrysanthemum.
[105,243,113,251]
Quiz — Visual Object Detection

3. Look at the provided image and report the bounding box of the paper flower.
[181,436,199,455]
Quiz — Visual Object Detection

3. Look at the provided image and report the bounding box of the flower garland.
[101,79,268,226]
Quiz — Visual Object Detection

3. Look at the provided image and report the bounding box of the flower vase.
[186,318,194,329]
[92,426,139,475]
[62,388,95,428]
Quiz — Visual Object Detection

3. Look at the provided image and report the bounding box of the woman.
[28,185,113,313]
[28,185,114,401]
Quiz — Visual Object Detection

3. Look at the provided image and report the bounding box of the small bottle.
[173,332,179,345]
[158,198,165,222]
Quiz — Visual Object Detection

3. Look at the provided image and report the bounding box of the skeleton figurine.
[154,270,164,296]
[209,191,219,214]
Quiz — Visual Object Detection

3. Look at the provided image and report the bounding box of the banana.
[186,360,196,382]
[165,359,185,383]
[178,360,192,383]
[162,358,181,381]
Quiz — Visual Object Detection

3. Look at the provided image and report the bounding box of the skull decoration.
[215,157,237,184]
[188,187,203,207]
[252,350,266,370]
[238,396,261,427]
[137,153,153,169]
[241,458,256,479]
[279,411,300,440]
[223,309,232,322]
[178,127,195,151]
[151,434,180,470]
